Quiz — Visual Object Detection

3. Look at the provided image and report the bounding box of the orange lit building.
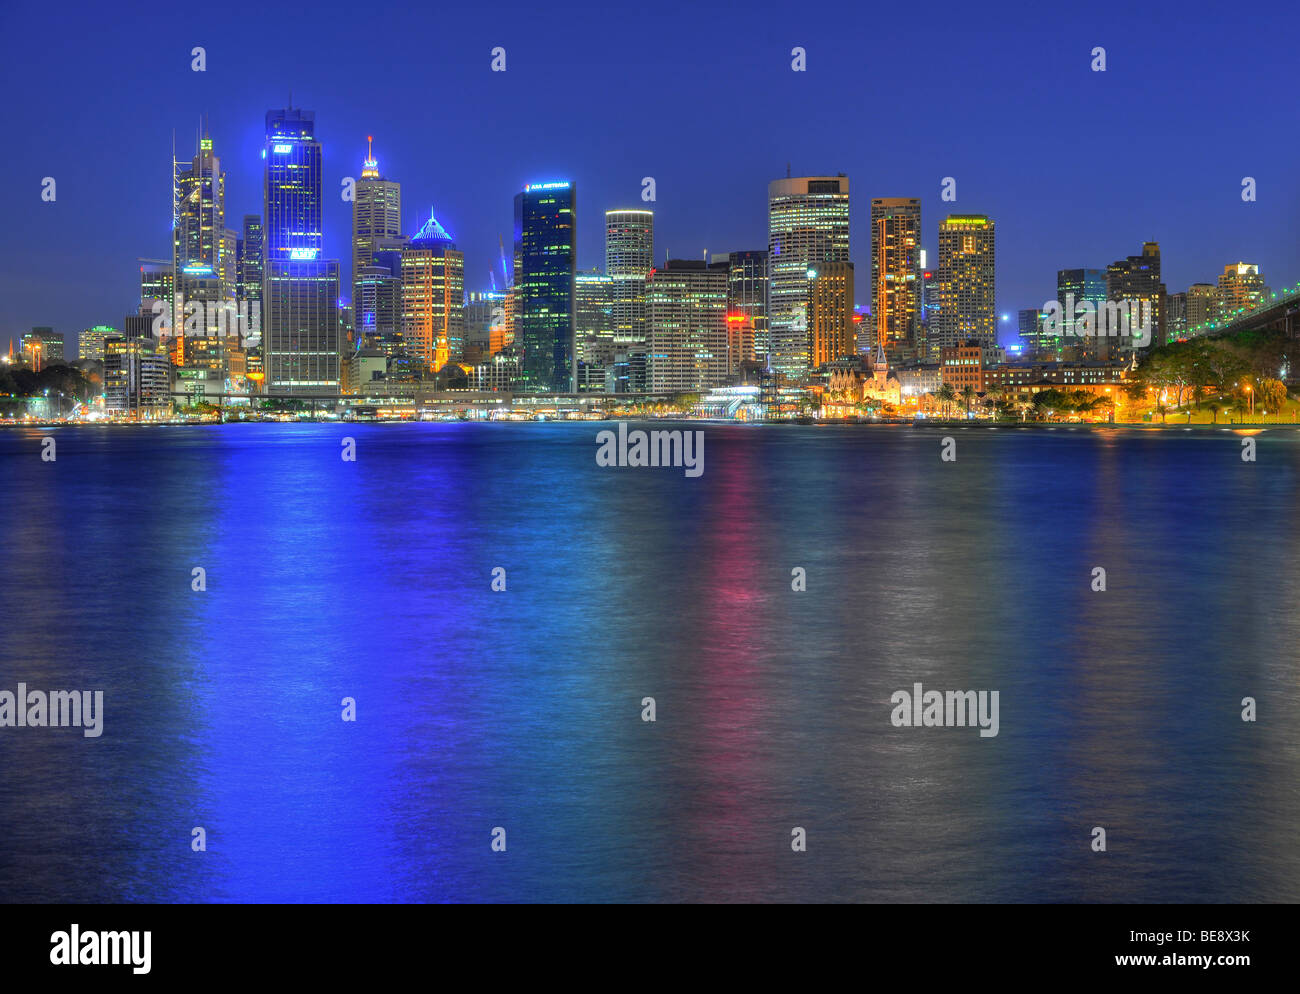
[807,261,855,369]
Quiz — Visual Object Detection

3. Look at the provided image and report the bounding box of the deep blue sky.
[2,0,1297,349]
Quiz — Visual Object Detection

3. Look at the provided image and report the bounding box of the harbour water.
[1,422,1297,902]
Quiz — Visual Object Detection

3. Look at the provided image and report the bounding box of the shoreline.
[3,418,1295,431]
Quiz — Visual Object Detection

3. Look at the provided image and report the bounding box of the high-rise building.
[514,182,576,392]
[20,328,63,369]
[1054,268,1107,357]
[713,250,768,366]
[174,131,228,300]
[1017,309,1046,355]
[104,337,171,417]
[934,215,996,353]
[79,326,116,362]
[1106,242,1166,351]
[1186,282,1219,334]
[768,175,850,380]
[1217,263,1267,318]
[400,209,464,372]
[645,260,728,394]
[575,270,614,363]
[605,210,653,348]
[870,198,922,356]
[806,261,856,368]
[139,263,175,330]
[237,215,263,309]
[352,137,403,307]
[263,107,322,262]
[465,290,508,363]
[263,106,339,394]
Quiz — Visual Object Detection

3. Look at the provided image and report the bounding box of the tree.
[1259,377,1287,418]
[960,384,976,414]
[936,382,956,418]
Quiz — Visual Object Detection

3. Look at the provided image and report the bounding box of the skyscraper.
[263,106,340,395]
[768,175,850,380]
[646,260,728,394]
[237,215,263,299]
[806,261,856,368]
[400,209,464,372]
[174,130,237,339]
[236,214,263,337]
[174,131,226,287]
[870,198,922,355]
[1056,268,1107,358]
[1185,282,1219,334]
[352,137,403,309]
[1217,263,1267,317]
[78,326,116,362]
[264,108,322,262]
[605,210,654,348]
[1106,242,1166,351]
[714,250,768,367]
[514,182,576,392]
[934,215,996,353]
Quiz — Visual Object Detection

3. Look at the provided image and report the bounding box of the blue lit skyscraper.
[262,105,339,395]
[263,107,322,262]
[513,182,576,393]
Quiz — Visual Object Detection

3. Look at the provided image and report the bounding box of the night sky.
[2,0,1296,349]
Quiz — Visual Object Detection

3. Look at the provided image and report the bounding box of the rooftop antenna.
[786,162,791,178]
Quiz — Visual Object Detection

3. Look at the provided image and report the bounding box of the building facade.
[768,175,850,380]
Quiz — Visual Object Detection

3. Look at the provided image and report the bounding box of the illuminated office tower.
[263,106,340,394]
[20,328,63,369]
[79,326,116,362]
[575,270,614,363]
[1054,268,1107,357]
[645,260,728,393]
[1185,282,1219,333]
[605,209,654,346]
[138,262,175,334]
[1217,263,1267,317]
[934,215,996,352]
[237,216,263,301]
[768,175,850,379]
[353,137,403,303]
[1018,309,1046,355]
[235,215,263,338]
[104,337,171,417]
[870,198,921,355]
[514,182,576,392]
[1106,242,1166,351]
[400,209,464,372]
[174,131,227,299]
[264,107,322,261]
[712,250,768,366]
[465,290,508,362]
[356,263,404,353]
[806,261,856,368]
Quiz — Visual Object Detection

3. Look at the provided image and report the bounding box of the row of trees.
[1126,329,1291,422]
[0,363,97,401]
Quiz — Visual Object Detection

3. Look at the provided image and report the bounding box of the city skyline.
[2,1,1293,342]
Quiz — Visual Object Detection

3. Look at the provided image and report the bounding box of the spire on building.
[412,208,453,244]
[361,135,380,179]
